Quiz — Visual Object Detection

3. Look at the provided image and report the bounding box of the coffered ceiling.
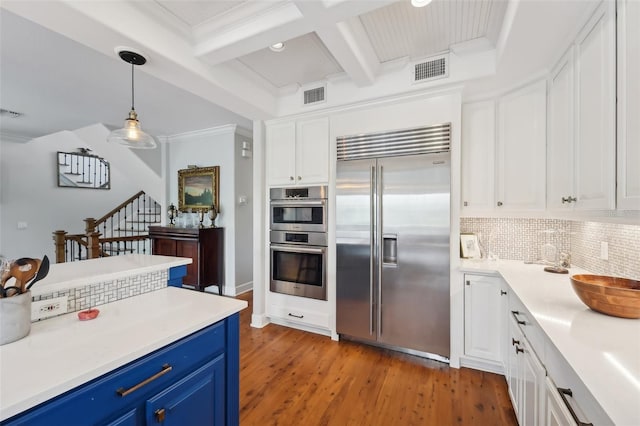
[0,0,597,138]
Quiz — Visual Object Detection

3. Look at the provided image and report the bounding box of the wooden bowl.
[570,274,640,319]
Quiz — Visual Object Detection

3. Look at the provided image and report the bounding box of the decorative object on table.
[178,166,220,212]
[570,274,640,319]
[106,49,157,149]
[78,282,100,321]
[207,204,218,228]
[167,203,177,226]
[460,233,481,259]
[57,150,111,189]
[197,209,206,228]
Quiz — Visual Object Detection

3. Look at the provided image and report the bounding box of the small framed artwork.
[178,166,220,212]
[460,233,481,259]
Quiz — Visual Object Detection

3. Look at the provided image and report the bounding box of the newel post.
[84,218,97,235]
[87,232,101,260]
[52,230,68,263]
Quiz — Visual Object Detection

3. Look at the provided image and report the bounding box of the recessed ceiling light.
[270,42,285,52]
[411,0,433,7]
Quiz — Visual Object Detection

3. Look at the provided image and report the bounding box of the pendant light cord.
[130,59,135,111]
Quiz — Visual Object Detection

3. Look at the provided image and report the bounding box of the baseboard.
[235,281,253,295]
[251,313,270,328]
[459,356,505,375]
[268,317,332,337]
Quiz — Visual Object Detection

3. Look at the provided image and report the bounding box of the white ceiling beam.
[1,0,277,120]
[193,2,308,65]
[294,1,384,87]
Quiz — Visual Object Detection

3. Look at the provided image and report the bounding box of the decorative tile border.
[32,270,168,321]
[461,218,640,280]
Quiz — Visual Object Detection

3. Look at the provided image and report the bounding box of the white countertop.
[460,259,640,426]
[0,287,247,421]
[30,254,192,297]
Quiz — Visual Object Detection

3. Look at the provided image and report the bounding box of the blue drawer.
[3,320,226,425]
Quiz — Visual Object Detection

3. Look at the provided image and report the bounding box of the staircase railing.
[53,191,162,263]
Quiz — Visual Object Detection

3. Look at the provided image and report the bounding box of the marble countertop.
[0,287,247,421]
[30,254,192,297]
[460,259,640,426]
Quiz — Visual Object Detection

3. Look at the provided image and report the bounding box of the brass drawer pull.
[116,364,173,397]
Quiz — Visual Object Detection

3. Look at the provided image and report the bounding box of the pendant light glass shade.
[107,50,157,149]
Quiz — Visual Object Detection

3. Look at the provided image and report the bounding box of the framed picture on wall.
[460,233,481,259]
[178,166,220,212]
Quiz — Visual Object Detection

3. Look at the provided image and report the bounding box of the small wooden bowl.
[570,274,640,319]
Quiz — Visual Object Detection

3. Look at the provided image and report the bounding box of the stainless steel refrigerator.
[336,125,451,360]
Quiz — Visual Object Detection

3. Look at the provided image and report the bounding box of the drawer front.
[4,321,226,426]
[509,294,544,363]
[269,304,330,329]
[545,340,611,425]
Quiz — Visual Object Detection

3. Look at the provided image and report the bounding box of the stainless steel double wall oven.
[269,186,328,300]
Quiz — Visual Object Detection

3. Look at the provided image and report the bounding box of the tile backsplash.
[461,218,640,280]
[32,270,168,321]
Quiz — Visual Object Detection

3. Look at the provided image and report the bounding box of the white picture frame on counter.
[460,233,481,259]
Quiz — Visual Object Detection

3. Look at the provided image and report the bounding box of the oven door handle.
[270,244,325,254]
[270,200,326,207]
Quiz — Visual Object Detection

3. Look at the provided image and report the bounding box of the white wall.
[0,131,147,261]
[234,132,253,292]
[166,125,253,296]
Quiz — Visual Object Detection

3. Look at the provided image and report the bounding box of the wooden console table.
[149,226,224,294]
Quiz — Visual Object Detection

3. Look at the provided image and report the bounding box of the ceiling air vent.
[412,54,448,84]
[303,85,326,106]
[0,108,23,118]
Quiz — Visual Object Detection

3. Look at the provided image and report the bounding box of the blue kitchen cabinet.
[2,313,240,426]
[167,265,187,287]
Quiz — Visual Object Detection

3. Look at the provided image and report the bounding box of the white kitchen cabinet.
[547,48,575,211]
[545,377,577,426]
[507,314,546,426]
[267,291,330,333]
[461,101,495,212]
[617,0,640,210]
[463,274,506,365]
[574,1,616,210]
[266,117,329,186]
[496,80,547,211]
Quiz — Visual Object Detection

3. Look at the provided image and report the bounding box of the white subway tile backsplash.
[461,218,640,280]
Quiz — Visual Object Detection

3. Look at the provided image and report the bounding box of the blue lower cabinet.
[167,265,187,288]
[145,355,225,425]
[2,313,240,426]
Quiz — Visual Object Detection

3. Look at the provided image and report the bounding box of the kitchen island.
[0,285,247,424]
[460,259,640,426]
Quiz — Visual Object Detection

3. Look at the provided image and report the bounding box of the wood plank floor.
[236,292,517,426]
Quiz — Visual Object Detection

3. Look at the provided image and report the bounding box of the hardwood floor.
[236,292,517,426]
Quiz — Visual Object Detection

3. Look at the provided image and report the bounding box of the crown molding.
[167,124,252,142]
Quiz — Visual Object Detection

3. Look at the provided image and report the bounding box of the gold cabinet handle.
[116,364,172,397]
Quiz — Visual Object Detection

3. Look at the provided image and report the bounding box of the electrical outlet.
[31,296,68,321]
[600,241,609,261]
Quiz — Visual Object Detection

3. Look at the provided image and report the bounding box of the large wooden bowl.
[570,274,640,319]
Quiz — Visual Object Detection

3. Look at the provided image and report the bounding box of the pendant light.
[107,50,156,149]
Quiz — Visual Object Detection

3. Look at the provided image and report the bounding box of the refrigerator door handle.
[369,164,375,336]
[377,164,383,336]
[382,234,398,266]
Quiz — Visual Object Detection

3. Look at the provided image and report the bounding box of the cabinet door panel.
[266,122,296,185]
[296,117,329,184]
[461,101,495,212]
[547,49,575,210]
[153,239,177,256]
[575,2,615,210]
[464,275,502,363]
[146,356,225,426]
[617,0,640,210]
[545,377,577,426]
[177,241,199,286]
[521,340,545,426]
[497,80,547,210]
